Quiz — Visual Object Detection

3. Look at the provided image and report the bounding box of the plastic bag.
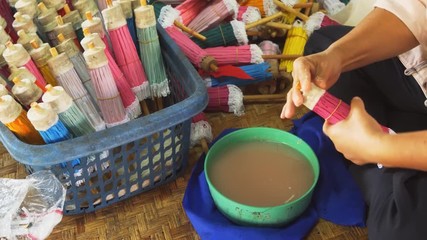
[0,170,66,240]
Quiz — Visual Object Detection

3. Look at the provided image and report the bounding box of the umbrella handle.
[141,100,150,116]
[201,138,209,154]
[273,0,310,21]
[265,22,292,30]
[201,56,218,72]
[243,93,286,102]
[293,2,313,9]
[245,12,284,30]
[155,97,163,110]
[174,21,207,41]
[262,54,302,60]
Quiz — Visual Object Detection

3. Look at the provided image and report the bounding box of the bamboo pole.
[174,21,207,41]
[265,22,292,30]
[245,12,284,30]
[304,0,314,15]
[201,138,209,153]
[293,2,313,9]
[262,54,302,60]
[243,93,286,102]
[273,0,309,21]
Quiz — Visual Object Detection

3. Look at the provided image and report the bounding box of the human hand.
[280,50,343,119]
[322,97,385,165]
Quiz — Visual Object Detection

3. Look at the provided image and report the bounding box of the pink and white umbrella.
[158,5,218,72]
[187,0,239,33]
[205,44,264,66]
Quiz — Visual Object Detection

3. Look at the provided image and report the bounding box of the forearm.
[375,131,427,171]
[326,8,418,72]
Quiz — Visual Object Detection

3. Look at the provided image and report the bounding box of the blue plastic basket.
[0,25,208,215]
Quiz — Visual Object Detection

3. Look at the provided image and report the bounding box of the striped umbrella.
[206,84,244,116]
[206,62,273,87]
[279,21,307,73]
[175,0,209,25]
[187,0,239,33]
[0,95,44,144]
[62,3,85,42]
[134,0,170,104]
[3,42,47,90]
[103,0,151,101]
[152,1,206,41]
[157,5,218,72]
[191,20,248,48]
[115,0,140,54]
[204,44,263,66]
[37,2,59,46]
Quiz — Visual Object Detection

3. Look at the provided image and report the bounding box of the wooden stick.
[293,2,313,9]
[210,63,218,72]
[174,21,207,41]
[262,54,302,60]
[265,22,292,30]
[141,100,150,116]
[201,138,209,154]
[155,97,163,110]
[245,12,284,30]
[246,30,262,36]
[243,93,286,102]
[304,0,314,16]
[273,0,309,21]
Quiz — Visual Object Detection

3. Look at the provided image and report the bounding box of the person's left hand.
[322,97,386,165]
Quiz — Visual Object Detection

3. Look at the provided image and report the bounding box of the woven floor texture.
[0,101,368,240]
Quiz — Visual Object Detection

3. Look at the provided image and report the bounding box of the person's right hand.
[280,50,343,119]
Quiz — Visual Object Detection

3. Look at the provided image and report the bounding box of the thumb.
[348,97,366,117]
[293,58,312,92]
[322,119,333,137]
[313,71,330,90]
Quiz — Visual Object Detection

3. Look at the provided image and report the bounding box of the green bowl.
[204,127,320,227]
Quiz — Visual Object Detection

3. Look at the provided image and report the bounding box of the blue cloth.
[127,17,140,56]
[183,112,366,240]
[39,120,81,170]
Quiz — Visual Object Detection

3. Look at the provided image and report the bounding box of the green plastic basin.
[204,127,320,227]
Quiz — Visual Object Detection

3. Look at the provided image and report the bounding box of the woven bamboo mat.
[0,102,367,240]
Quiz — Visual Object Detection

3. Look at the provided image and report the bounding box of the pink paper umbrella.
[81,29,143,119]
[103,0,150,101]
[187,0,239,33]
[302,83,391,133]
[258,40,280,92]
[176,0,209,26]
[83,42,129,128]
[190,112,213,153]
[158,5,218,72]
[206,84,244,116]
[205,44,264,66]
[3,42,46,91]
[47,47,106,131]
[302,82,393,169]
[237,6,261,25]
[81,12,113,57]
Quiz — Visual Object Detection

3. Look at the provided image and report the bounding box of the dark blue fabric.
[183,112,366,239]
[127,17,140,56]
[290,112,366,226]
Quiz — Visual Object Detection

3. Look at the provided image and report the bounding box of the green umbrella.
[135,0,170,103]
[191,20,247,49]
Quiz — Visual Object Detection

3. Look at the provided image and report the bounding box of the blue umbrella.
[208,62,273,87]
